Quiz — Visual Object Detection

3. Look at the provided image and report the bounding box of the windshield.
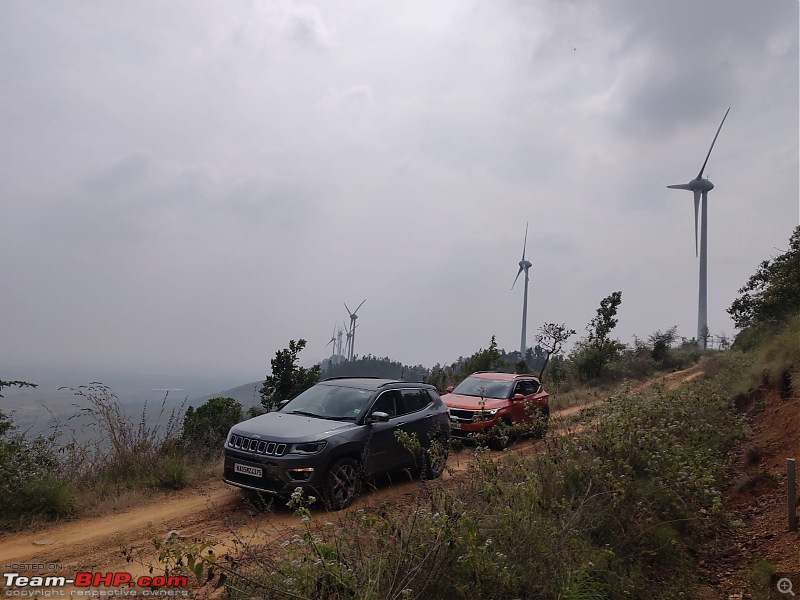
[279,384,373,421]
[451,377,513,399]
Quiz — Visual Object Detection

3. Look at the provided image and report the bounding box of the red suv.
[442,372,549,450]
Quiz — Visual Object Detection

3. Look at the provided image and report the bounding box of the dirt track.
[0,367,704,586]
[0,443,506,580]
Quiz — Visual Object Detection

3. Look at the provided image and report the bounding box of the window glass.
[281,383,373,420]
[515,381,536,396]
[452,377,513,399]
[399,389,430,414]
[370,391,398,417]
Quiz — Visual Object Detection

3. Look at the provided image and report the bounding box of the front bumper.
[223,448,327,496]
[448,416,500,438]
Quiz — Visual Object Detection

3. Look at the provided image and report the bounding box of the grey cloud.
[0,0,796,380]
[284,4,335,49]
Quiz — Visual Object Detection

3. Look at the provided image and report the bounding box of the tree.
[648,326,678,364]
[728,226,800,329]
[461,335,506,374]
[260,339,321,411]
[0,380,36,436]
[424,336,507,393]
[535,323,576,379]
[0,379,36,399]
[182,397,243,454]
[573,291,624,380]
[587,291,622,347]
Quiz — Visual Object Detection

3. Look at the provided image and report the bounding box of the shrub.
[181,396,243,457]
[0,411,75,526]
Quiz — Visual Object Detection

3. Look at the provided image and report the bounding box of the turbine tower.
[667,107,730,349]
[344,299,366,361]
[511,223,533,357]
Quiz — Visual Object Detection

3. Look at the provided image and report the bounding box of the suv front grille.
[228,434,288,457]
[449,408,477,422]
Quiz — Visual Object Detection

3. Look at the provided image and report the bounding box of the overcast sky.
[1,0,797,386]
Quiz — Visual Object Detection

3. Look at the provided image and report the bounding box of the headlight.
[288,441,327,455]
[475,408,500,421]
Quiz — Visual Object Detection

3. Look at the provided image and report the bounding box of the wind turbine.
[511,223,533,357]
[344,300,366,361]
[326,325,337,366]
[667,107,730,349]
[336,324,344,363]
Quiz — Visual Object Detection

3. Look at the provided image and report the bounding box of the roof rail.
[321,376,384,382]
[471,371,540,379]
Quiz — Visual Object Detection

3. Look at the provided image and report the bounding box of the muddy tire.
[531,408,550,439]
[323,458,361,511]
[424,439,448,479]
[487,419,512,451]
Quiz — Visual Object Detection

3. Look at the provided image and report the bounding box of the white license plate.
[450,422,461,430]
[234,463,262,478]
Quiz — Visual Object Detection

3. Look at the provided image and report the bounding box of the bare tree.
[535,323,576,379]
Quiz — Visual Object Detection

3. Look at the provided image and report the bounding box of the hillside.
[3,360,796,598]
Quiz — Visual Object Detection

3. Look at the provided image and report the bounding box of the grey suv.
[223,378,450,510]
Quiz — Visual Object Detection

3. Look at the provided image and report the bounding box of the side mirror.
[367,411,390,423]
[445,386,454,394]
[276,399,290,410]
[512,393,526,401]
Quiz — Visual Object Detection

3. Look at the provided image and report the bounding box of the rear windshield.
[279,384,373,420]
[451,377,513,399]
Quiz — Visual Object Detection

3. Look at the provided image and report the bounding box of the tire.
[424,439,448,479]
[487,419,512,451]
[323,458,361,511]
[531,408,550,439]
[487,433,509,451]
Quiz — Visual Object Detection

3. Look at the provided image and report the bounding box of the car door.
[513,380,538,424]
[362,390,407,477]
[395,388,437,469]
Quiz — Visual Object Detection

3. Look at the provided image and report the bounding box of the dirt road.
[0,367,703,585]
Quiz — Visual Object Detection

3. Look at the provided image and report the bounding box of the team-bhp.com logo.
[4,572,189,596]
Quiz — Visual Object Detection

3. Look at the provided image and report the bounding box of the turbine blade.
[512,265,523,290]
[667,183,693,190]
[521,222,529,261]
[697,107,730,179]
[693,190,701,257]
[344,302,352,315]
[355,299,366,314]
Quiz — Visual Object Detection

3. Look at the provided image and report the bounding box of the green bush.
[181,396,243,457]
[0,412,75,526]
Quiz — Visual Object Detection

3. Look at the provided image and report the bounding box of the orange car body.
[442,371,549,439]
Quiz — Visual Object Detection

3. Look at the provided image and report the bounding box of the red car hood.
[443,394,509,410]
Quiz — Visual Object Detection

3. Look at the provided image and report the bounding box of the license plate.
[450,422,461,430]
[234,463,262,478]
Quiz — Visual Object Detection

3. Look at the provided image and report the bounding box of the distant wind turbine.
[667,107,730,349]
[336,324,344,363]
[326,325,337,366]
[511,223,533,357]
[344,300,366,361]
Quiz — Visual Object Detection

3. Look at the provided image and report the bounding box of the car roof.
[320,377,433,391]
[468,371,541,382]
